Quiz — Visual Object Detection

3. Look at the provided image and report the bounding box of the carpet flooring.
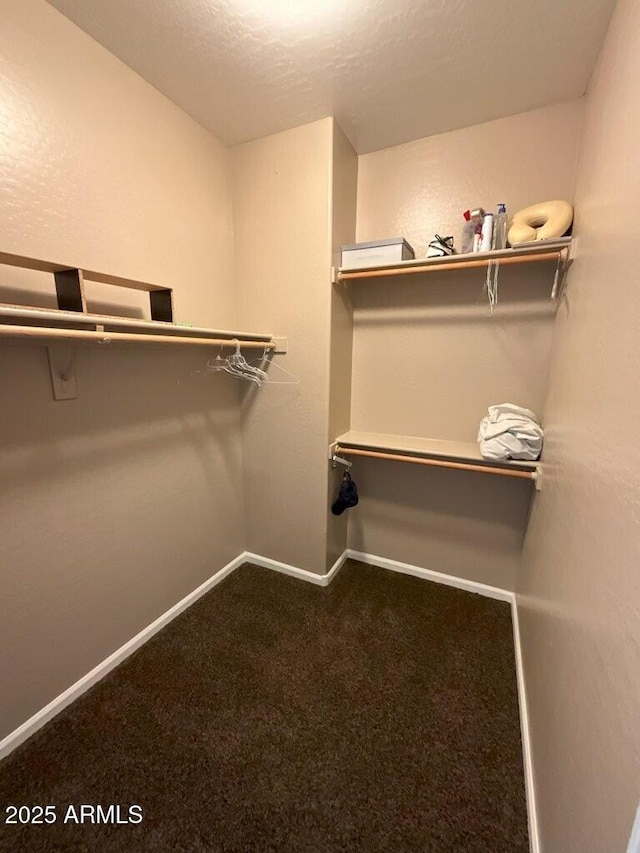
[0,561,529,852]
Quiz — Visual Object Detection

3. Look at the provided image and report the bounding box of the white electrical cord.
[483,259,501,313]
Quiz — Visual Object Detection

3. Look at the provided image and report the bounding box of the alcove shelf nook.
[328,241,567,490]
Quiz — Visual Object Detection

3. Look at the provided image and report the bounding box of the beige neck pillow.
[508,200,573,245]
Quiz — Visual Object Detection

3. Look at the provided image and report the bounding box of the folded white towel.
[478,403,543,461]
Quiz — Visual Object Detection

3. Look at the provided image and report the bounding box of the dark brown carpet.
[0,561,528,852]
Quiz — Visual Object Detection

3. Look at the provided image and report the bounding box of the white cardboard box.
[341,237,415,270]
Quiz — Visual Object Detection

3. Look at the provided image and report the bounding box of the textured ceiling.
[46,0,616,153]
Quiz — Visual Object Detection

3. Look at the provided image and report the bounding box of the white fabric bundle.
[477,403,543,462]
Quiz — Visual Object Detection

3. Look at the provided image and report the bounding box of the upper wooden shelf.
[0,250,170,292]
[0,249,175,321]
[0,250,276,348]
[334,430,539,481]
[336,239,572,283]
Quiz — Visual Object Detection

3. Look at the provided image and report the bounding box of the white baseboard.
[626,802,640,853]
[511,597,540,853]
[243,549,348,586]
[0,552,245,762]
[325,549,349,583]
[346,549,514,602]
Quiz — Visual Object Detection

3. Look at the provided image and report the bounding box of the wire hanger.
[201,342,263,385]
[248,345,299,385]
[195,341,299,387]
[227,340,268,384]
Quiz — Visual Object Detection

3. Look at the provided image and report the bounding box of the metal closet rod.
[335,446,537,480]
[0,324,275,349]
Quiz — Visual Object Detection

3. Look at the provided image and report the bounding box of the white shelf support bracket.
[550,255,562,299]
[47,344,78,401]
[533,467,542,492]
[94,324,112,345]
[272,336,288,355]
[552,245,574,299]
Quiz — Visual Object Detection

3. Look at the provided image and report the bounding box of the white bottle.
[468,208,485,253]
[480,213,493,252]
[492,203,508,250]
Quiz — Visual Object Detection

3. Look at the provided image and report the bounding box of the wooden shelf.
[0,304,277,401]
[0,305,273,339]
[0,250,175,321]
[337,239,572,283]
[0,323,275,349]
[0,307,275,349]
[334,430,539,481]
[0,250,276,348]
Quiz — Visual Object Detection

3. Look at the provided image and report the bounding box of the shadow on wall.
[0,285,146,320]
[237,359,301,416]
[349,261,556,444]
[0,264,150,319]
[0,345,243,496]
[348,264,558,324]
[348,457,534,555]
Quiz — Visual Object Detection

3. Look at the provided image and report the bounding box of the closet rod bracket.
[328,442,353,469]
[331,454,352,470]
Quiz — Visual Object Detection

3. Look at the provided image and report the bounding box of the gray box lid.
[341,237,414,252]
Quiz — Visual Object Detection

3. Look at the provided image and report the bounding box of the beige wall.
[327,122,358,570]
[0,0,243,739]
[233,118,334,574]
[348,101,584,589]
[518,1,640,849]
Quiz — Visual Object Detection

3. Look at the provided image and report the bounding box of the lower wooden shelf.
[334,430,539,481]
